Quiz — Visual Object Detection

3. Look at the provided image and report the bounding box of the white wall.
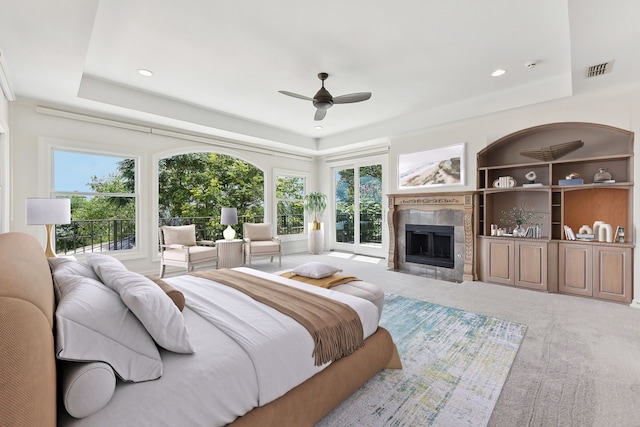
[9,98,315,274]
[385,87,640,307]
[0,94,8,123]
[0,95,9,233]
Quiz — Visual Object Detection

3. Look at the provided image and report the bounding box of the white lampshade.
[26,198,71,225]
[26,197,71,258]
[220,208,238,225]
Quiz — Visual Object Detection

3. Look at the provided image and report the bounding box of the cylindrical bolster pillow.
[146,275,186,311]
[62,361,116,418]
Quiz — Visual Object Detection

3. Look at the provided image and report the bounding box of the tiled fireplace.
[387,192,476,282]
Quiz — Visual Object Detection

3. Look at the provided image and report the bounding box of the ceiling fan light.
[313,100,333,109]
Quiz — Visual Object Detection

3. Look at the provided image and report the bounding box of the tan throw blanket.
[190,269,364,366]
[279,272,359,289]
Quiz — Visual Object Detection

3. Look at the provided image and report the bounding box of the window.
[275,174,305,236]
[157,152,264,239]
[53,149,137,254]
[335,164,383,248]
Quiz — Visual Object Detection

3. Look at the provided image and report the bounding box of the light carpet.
[353,255,382,264]
[317,294,527,427]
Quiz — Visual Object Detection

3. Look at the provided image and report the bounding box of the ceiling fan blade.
[279,90,313,101]
[314,108,327,121]
[333,92,372,104]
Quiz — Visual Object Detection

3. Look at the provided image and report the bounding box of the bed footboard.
[228,326,395,427]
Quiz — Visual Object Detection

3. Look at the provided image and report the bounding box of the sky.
[54,150,126,192]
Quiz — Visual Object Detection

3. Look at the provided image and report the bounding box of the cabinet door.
[593,246,632,303]
[515,241,547,290]
[485,239,514,286]
[558,243,592,296]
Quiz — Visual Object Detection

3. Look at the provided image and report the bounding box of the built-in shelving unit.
[476,122,634,303]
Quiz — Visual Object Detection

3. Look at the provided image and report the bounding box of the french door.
[333,163,385,257]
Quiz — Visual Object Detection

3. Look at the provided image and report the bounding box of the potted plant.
[500,203,544,237]
[304,192,327,231]
[304,192,327,254]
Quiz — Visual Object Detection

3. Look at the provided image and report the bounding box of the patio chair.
[243,223,281,267]
[158,224,218,277]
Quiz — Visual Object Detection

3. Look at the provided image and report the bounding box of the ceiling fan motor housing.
[313,87,333,109]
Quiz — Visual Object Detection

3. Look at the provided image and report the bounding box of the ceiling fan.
[279,72,372,121]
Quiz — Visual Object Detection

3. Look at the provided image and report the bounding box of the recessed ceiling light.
[137,69,154,77]
[314,125,323,130]
[491,69,506,77]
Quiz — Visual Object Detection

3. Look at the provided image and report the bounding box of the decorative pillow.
[292,262,342,279]
[61,361,116,418]
[94,264,194,353]
[244,223,273,241]
[146,275,186,312]
[162,225,197,247]
[55,274,163,382]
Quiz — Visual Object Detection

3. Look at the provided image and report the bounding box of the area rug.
[317,294,527,427]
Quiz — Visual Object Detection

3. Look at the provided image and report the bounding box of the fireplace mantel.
[387,192,477,281]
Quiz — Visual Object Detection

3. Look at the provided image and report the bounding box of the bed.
[0,232,397,426]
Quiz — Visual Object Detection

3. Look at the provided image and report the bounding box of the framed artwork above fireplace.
[398,143,465,190]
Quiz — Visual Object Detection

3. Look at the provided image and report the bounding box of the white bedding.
[59,267,379,427]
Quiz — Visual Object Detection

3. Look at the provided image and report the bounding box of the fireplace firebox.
[405,224,455,268]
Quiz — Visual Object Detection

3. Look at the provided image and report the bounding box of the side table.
[215,239,244,268]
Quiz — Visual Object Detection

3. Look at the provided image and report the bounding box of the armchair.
[242,223,281,267]
[158,225,218,278]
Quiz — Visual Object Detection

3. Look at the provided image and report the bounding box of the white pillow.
[85,252,127,271]
[55,274,163,382]
[49,256,98,279]
[244,223,273,241]
[162,225,197,246]
[93,264,194,354]
[292,262,342,279]
[49,257,101,301]
[61,361,116,418]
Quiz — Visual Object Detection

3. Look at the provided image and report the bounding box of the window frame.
[273,169,308,241]
[43,138,142,259]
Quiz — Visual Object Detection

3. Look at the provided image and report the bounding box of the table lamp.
[220,207,238,241]
[26,197,71,257]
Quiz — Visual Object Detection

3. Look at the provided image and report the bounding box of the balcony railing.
[57,219,136,254]
[55,214,305,255]
[335,212,382,244]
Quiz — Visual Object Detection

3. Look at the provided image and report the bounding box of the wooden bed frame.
[0,232,395,426]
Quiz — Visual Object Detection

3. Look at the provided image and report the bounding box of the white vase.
[308,223,324,254]
[513,224,525,237]
[578,225,593,235]
[598,223,613,242]
[593,221,605,239]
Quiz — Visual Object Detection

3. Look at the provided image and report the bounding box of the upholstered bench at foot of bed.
[329,281,384,321]
[275,269,385,322]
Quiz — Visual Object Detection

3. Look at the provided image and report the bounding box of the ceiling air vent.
[586,61,614,78]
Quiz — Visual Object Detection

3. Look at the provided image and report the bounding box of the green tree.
[335,165,382,244]
[58,159,137,252]
[158,153,265,237]
[276,176,305,235]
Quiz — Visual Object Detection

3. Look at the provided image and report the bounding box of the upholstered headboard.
[0,232,57,426]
